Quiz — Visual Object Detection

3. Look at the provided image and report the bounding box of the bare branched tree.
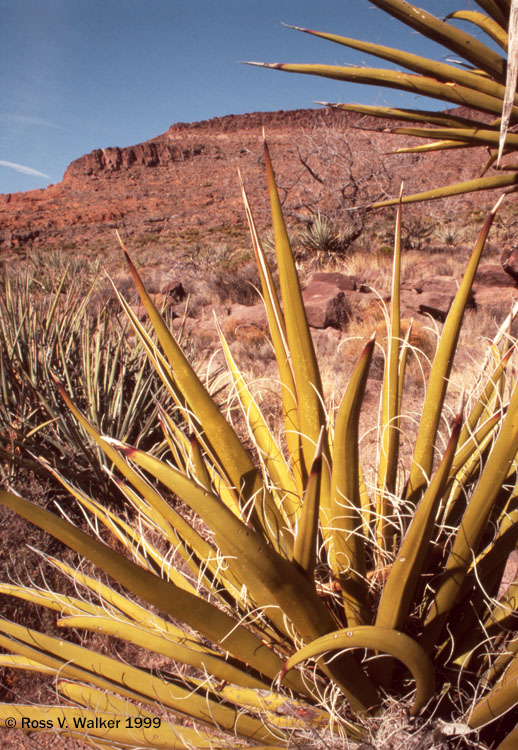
[287,112,398,251]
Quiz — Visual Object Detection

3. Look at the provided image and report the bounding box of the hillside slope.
[0,107,493,261]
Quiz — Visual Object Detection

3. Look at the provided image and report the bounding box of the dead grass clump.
[356,699,484,750]
[207,260,262,305]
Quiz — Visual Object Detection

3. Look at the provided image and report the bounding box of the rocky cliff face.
[0,107,492,259]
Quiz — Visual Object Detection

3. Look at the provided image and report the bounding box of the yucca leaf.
[457,345,514,450]
[293,430,323,580]
[116,235,285,548]
[0,580,112,620]
[263,137,327,479]
[0,704,228,749]
[369,0,506,82]
[281,625,434,716]
[43,554,229,645]
[406,197,503,501]
[0,655,56,674]
[376,194,402,550]
[287,24,508,100]
[498,0,518,163]
[0,488,298,691]
[57,681,157,716]
[450,523,518,665]
[449,412,502,485]
[329,336,374,626]
[397,321,412,418]
[57,615,268,690]
[496,727,518,750]
[468,658,518,730]
[239,174,303,491]
[218,683,338,732]
[324,101,492,129]
[60,682,302,749]
[0,620,277,743]
[392,141,478,155]
[110,443,372,660]
[218,323,298,528]
[482,635,518,689]
[390,126,518,149]
[109,449,379,711]
[447,10,508,51]
[111,473,244,603]
[43,440,227,598]
[187,431,212,490]
[48,381,246,593]
[0,568,214,652]
[474,0,509,28]
[376,413,462,633]
[422,373,518,649]
[249,63,510,118]
[372,172,518,207]
[66,490,199,592]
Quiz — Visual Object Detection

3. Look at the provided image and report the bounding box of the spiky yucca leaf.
[2,148,518,750]
[250,0,518,205]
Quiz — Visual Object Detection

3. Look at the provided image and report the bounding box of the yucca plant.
[0,269,168,497]
[0,140,518,748]
[297,212,358,260]
[249,0,518,207]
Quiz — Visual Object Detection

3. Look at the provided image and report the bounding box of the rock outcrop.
[0,107,497,259]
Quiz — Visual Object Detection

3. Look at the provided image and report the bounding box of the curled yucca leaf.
[249,0,518,205]
[1,144,518,749]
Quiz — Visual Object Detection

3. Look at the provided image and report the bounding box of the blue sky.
[1,1,484,194]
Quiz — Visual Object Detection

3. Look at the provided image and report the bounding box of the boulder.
[501,246,518,282]
[301,281,351,329]
[225,303,268,326]
[417,292,455,323]
[413,276,457,296]
[475,264,517,288]
[306,272,357,291]
[162,280,187,301]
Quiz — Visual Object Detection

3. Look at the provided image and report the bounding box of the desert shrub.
[207,260,261,305]
[401,215,434,252]
[434,223,464,248]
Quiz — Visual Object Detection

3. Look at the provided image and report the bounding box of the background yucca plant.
[249,0,518,207]
[297,212,358,262]
[0,140,518,748]
[0,267,168,499]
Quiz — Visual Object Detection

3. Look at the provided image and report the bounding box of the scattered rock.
[475,263,517,288]
[306,271,357,291]
[301,280,351,329]
[162,280,187,301]
[417,292,455,323]
[224,303,269,338]
[414,276,459,296]
[501,245,518,282]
